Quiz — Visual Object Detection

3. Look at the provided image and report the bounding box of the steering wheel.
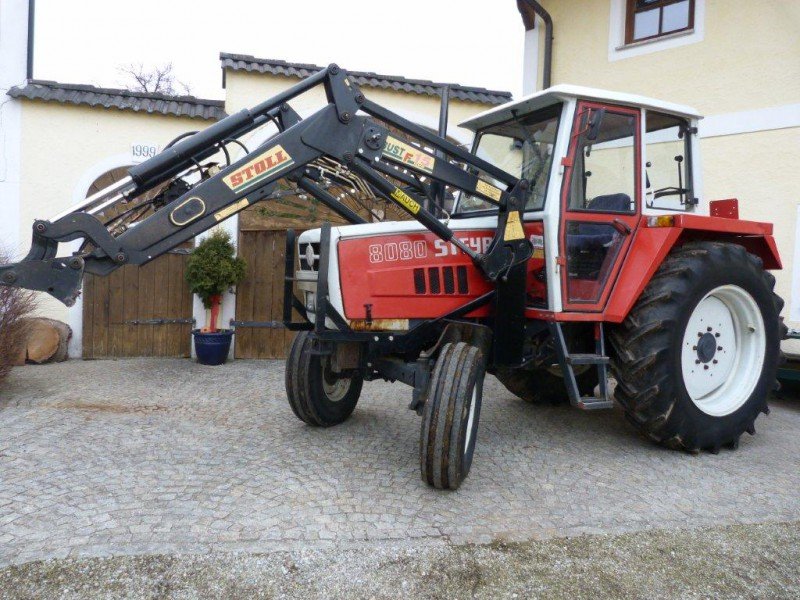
[653,186,688,199]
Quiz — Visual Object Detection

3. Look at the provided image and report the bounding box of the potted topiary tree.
[185,230,246,365]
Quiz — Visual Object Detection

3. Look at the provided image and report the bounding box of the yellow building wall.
[539,0,800,115]
[700,127,800,322]
[19,102,208,322]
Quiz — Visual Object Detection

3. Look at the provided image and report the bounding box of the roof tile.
[7,80,227,121]
[219,53,512,105]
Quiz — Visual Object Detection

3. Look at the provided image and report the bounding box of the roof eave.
[219,52,513,106]
[8,80,227,121]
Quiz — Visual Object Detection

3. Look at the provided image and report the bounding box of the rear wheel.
[420,342,485,490]
[609,242,784,452]
[285,331,363,427]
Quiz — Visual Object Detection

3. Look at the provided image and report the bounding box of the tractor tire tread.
[421,342,483,490]
[609,241,783,452]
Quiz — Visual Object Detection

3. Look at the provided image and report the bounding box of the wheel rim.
[464,386,477,455]
[680,284,766,417]
[322,357,352,402]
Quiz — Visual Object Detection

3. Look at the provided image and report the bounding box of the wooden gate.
[82,251,194,358]
[234,229,300,359]
[233,180,415,359]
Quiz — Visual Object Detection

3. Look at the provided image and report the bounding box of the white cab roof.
[459,84,702,131]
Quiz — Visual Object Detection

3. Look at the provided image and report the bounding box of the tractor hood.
[295,214,549,330]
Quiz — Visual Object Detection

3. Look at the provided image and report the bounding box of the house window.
[625,0,695,44]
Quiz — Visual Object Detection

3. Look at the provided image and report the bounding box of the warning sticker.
[382,137,435,173]
[475,179,502,202]
[503,211,525,241]
[530,234,545,258]
[390,187,421,215]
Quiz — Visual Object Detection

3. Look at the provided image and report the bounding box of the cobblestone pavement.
[1,358,799,567]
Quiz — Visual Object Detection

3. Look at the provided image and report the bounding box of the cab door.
[558,102,641,312]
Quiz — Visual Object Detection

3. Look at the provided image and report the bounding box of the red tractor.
[2,68,784,490]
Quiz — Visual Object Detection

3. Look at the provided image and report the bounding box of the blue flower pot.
[192,329,234,365]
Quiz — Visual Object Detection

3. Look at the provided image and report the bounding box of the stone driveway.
[1,358,799,567]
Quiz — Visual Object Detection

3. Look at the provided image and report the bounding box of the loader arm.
[0,64,532,308]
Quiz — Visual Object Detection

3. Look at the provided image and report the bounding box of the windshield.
[457,105,561,214]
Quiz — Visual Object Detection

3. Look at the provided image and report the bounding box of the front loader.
[1,66,785,490]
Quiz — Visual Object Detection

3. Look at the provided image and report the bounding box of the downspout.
[517,0,553,89]
[26,0,35,80]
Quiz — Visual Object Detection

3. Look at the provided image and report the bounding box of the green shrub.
[185,230,247,309]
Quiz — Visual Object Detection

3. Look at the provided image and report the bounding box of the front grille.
[414,266,468,295]
[428,267,441,294]
[443,267,455,294]
[456,266,468,294]
[413,268,426,294]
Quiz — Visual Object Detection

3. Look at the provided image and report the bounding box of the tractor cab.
[457,84,703,315]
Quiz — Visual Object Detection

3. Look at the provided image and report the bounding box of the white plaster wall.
[18,101,212,328]
[0,0,29,260]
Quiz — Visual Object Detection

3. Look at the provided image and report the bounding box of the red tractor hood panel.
[338,224,546,320]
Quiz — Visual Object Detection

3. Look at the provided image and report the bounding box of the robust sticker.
[223,145,294,192]
[389,187,421,215]
[382,137,435,173]
[214,198,250,222]
[475,179,502,202]
[503,211,525,241]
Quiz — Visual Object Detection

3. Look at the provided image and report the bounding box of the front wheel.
[285,331,363,427]
[610,242,784,452]
[420,342,485,490]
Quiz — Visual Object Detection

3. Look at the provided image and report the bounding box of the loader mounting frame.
[0,64,535,366]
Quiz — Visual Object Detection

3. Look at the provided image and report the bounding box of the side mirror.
[586,108,605,141]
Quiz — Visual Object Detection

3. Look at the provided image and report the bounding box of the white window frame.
[608,0,705,62]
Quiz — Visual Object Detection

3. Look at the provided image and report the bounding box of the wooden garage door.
[234,229,300,359]
[82,252,194,358]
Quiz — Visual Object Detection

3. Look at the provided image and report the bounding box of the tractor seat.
[573,193,632,237]
[566,193,631,278]
[588,193,631,213]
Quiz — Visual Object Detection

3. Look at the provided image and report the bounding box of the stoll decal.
[223,145,294,192]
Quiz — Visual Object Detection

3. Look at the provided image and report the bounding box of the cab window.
[644,111,694,210]
[567,108,637,213]
[457,105,561,214]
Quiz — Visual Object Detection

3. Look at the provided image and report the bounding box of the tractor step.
[566,353,610,366]
[575,396,615,410]
[550,322,615,411]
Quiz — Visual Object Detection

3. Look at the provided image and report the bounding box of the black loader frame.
[0,64,533,370]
